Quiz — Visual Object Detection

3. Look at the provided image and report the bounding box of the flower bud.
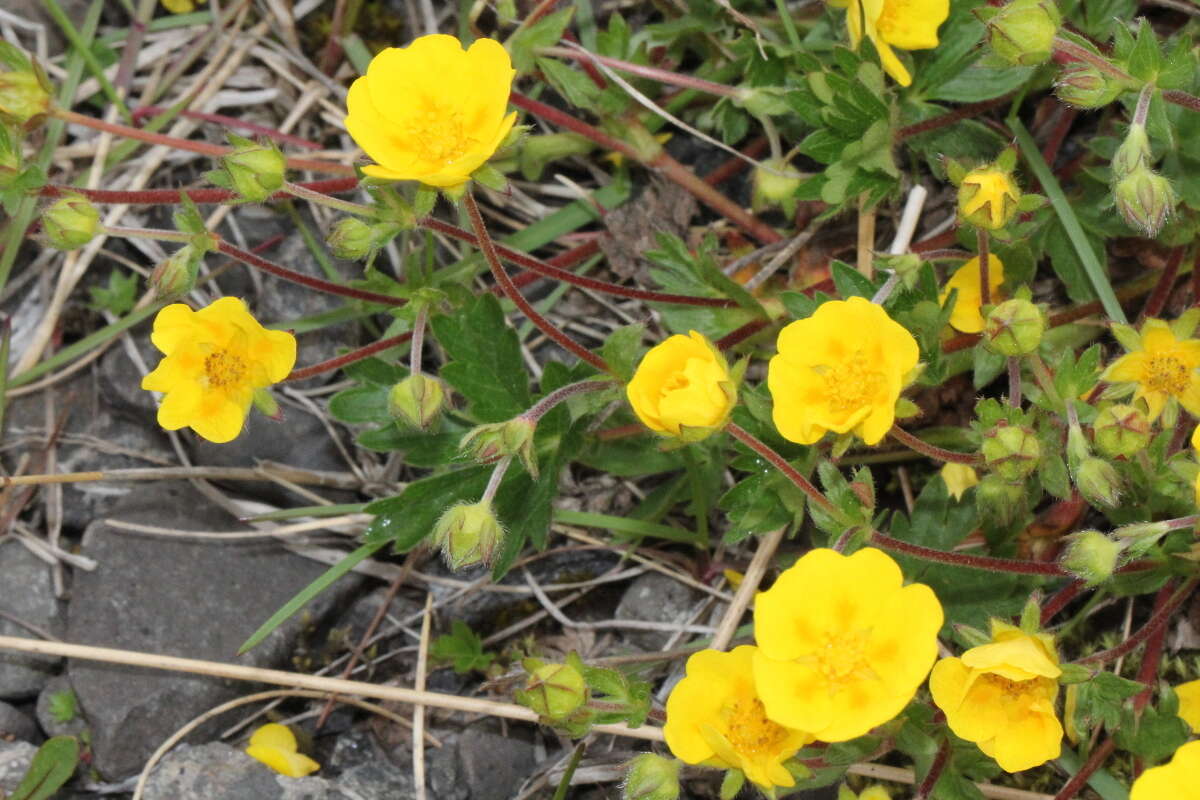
[150,244,201,300]
[1061,530,1124,586]
[42,193,100,249]
[981,423,1041,482]
[433,500,505,571]
[1075,457,1122,509]
[958,166,1020,230]
[983,0,1061,66]
[387,374,445,430]
[1054,63,1123,109]
[622,753,681,800]
[752,156,805,218]
[459,417,538,477]
[1092,404,1150,459]
[975,474,1026,525]
[1112,124,1151,179]
[1114,168,1176,238]
[0,69,52,126]
[327,217,375,260]
[984,298,1045,356]
[516,661,588,720]
[216,138,286,203]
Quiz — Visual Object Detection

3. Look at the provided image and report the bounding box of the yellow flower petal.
[941,256,1006,334]
[1131,740,1200,800]
[245,723,320,778]
[875,0,949,49]
[1176,679,1200,733]
[627,331,734,439]
[941,463,979,500]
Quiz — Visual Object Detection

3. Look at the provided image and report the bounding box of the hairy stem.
[216,240,407,307]
[889,425,983,465]
[285,333,413,382]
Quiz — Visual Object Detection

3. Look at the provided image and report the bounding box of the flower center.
[406,106,472,165]
[978,673,1042,704]
[723,696,790,757]
[815,630,873,686]
[1142,352,1191,395]
[203,350,247,389]
[820,352,885,413]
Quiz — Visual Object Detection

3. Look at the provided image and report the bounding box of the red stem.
[131,105,323,150]
[716,318,771,350]
[1076,577,1198,665]
[1132,583,1173,714]
[285,332,413,382]
[1141,245,1186,320]
[215,240,407,307]
[895,96,1013,141]
[1041,580,1084,625]
[915,739,951,800]
[464,192,610,373]
[724,422,836,513]
[1053,737,1117,800]
[977,229,992,306]
[420,217,736,308]
[40,177,361,205]
[889,425,982,465]
[871,532,1071,576]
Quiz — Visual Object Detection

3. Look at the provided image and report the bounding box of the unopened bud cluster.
[42,193,100,250]
[979,0,1061,66]
[984,298,1044,356]
[432,500,505,570]
[1112,123,1176,237]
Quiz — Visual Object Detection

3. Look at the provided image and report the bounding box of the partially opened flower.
[940,255,1006,333]
[1130,739,1200,800]
[929,621,1062,772]
[344,34,517,188]
[245,723,320,778]
[141,297,296,443]
[1100,318,1200,421]
[768,297,919,446]
[627,330,736,441]
[664,645,811,789]
[834,0,950,86]
[941,463,979,500]
[753,548,943,742]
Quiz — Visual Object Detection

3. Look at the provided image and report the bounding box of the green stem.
[284,181,376,217]
[42,0,132,122]
[102,225,196,243]
[1052,37,1133,82]
[682,447,711,545]
[773,0,803,50]
[551,743,586,800]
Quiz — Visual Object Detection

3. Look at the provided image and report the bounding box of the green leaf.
[430,620,494,673]
[47,690,76,724]
[328,384,393,425]
[365,466,492,549]
[536,58,601,111]
[8,736,79,800]
[1125,18,1163,82]
[830,259,880,300]
[1071,672,1144,734]
[1115,691,1190,762]
[600,323,647,383]
[431,294,532,422]
[508,7,574,73]
[342,356,406,386]
[86,270,138,315]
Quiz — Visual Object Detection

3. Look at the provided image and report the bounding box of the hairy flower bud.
[42,193,100,250]
[213,138,286,203]
[388,374,445,430]
[1054,62,1123,109]
[1112,124,1151,179]
[459,417,538,476]
[984,298,1045,356]
[150,244,201,300]
[983,0,1061,66]
[1075,457,1122,509]
[1092,404,1150,459]
[1114,168,1176,238]
[752,156,805,218]
[981,423,1041,482]
[975,474,1026,525]
[515,661,588,721]
[327,217,375,260]
[1061,530,1124,586]
[623,754,681,800]
[958,166,1020,230]
[433,500,505,571]
[0,68,52,126]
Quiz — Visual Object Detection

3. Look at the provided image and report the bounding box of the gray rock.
[0,540,64,699]
[67,483,362,779]
[614,573,701,651]
[457,720,537,800]
[327,728,415,798]
[0,740,37,794]
[36,676,86,739]
[0,701,41,744]
[143,742,335,800]
[426,730,469,800]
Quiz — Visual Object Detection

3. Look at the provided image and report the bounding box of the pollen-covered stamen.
[406,106,476,165]
[813,629,876,689]
[818,351,887,413]
[723,695,790,756]
[203,350,247,389]
[1142,352,1191,396]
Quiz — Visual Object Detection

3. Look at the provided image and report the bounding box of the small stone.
[457,721,537,800]
[614,573,700,651]
[0,740,38,794]
[144,742,335,800]
[0,701,41,744]
[36,676,87,739]
[0,540,64,699]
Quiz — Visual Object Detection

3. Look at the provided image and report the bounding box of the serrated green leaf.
[431,294,532,422]
[508,7,574,73]
[431,620,494,673]
[328,384,392,425]
[86,270,138,315]
[600,323,646,383]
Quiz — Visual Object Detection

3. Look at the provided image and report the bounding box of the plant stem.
[1052,737,1117,800]
[977,228,992,306]
[464,192,610,373]
[1052,37,1133,82]
[889,425,982,465]
[216,240,407,307]
[482,456,514,504]
[1133,83,1154,128]
[870,531,1070,575]
[537,46,740,97]
[724,422,836,513]
[551,743,587,800]
[285,333,413,382]
[1041,580,1084,625]
[1162,89,1200,113]
[102,225,196,243]
[1141,245,1185,319]
[716,319,771,350]
[915,739,951,800]
[285,181,377,217]
[409,305,428,376]
[895,96,1014,141]
[1075,577,1198,664]
[522,379,616,423]
[1008,357,1023,408]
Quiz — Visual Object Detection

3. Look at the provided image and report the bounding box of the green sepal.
[252,387,281,420]
[471,162,508,192]
[719,769,745,800]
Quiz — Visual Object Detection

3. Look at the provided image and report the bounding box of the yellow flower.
[1130,739,1200,800]
[940,463,979,500]
[627,330,736,440]
[245,723,320,777]
[767,297,919,446]
[753,548,943,742]
[1176,679,1200,733]
[1100,318,1200,421]
[1192,423,1200,451]
[141,297,296,444]
[839,0,950,86]
[344,34,517,188]
[162,0,205,12]
[959,167,1021,230]
[940,255,1005,334]
[664,645,812,789]
[1194,472,1200,507]
[929,621,1062,772]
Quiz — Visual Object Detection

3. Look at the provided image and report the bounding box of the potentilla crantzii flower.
[829,0,950,86]
[929,621,1063,772]
[627,330,736,441]
[767,297,919,446]
[752,548,943,742]
[1130,739,1200,799]
[141,297,296,443]
[344,34,517,188]
[940,255,1006,334]
[663,645,811,789]
[245,723,320,777]
[1101,317,1200,421]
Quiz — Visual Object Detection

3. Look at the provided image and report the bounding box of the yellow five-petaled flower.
[753,548,943,742]
[344,34,517,188]
[830,0,950,86]
[141,297,296,444]
[664,645,812,790]
[768,297,919,446]
[929,621,1063,772]
[1100,317,1200,421]
[627,330,736,442]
